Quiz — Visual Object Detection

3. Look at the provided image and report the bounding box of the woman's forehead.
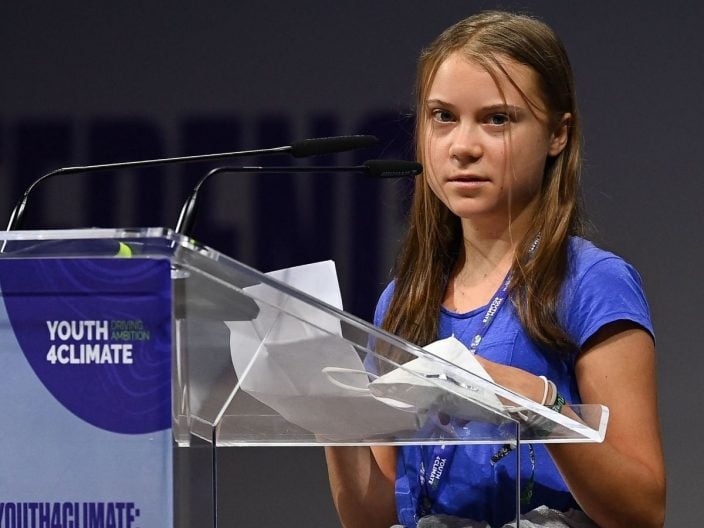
[428,52,546,114]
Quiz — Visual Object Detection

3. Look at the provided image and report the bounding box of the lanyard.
[417,270,512,518]
[467,272,512,353]
[415,238,541,520]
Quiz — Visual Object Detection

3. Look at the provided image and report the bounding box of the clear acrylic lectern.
[0,228,607,527]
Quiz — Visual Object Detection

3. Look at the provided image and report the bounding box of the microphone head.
[363,160,423,178]
[290,135,378,158]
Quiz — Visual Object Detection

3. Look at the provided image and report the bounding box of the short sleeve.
[364,282,397,374]
[561,252,654,347]
[373,281,396,327]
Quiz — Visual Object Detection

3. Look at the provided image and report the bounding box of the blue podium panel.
[0,258,172,528]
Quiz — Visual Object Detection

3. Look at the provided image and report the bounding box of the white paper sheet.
[226,260,417,440]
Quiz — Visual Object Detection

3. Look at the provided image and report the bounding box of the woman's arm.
[477,320,666,528]
[547,321,665,528]
[324,445,398,528]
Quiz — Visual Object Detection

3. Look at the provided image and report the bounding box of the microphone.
[174,159,423,237]
[5,134,378,231]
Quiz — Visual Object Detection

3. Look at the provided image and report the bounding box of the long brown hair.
[381,11,586,360]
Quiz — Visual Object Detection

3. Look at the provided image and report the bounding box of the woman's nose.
[448,123,482,164]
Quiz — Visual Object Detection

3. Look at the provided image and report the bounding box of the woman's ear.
[548,113,571,156]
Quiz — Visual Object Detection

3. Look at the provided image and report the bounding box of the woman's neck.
[456,205,534,282]
[457,235,515,282]
[443,209,534,313]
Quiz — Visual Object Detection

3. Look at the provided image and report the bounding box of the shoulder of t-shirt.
[374,281,396,327]
[562,237,654,346]
[566,237,641,288]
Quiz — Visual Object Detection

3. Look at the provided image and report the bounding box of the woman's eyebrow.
[425,98,455,108]
[482,104,523,116]
[426,99,524,115]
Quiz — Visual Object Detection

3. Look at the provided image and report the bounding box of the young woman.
[325,10,665,528]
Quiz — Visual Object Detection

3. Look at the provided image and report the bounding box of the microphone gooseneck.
[361,160,423,178]
[6,134,378,231]
[289,135,378,158]
[174,160,423,237]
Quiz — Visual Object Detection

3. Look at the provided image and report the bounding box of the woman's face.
[422,52,568,228]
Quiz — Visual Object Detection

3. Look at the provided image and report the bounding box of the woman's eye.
[487,113,509,126]
[431,109,454,123]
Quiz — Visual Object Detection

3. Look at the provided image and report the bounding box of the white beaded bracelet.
[546,379,558,406]
[538,375,550,405]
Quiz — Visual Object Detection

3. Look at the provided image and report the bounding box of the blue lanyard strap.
[417,271,512,518]
[491,443,536,506]
[416,238,541,519]
[467,272,512,353]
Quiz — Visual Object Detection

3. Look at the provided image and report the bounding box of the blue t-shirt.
[373,238,653,527]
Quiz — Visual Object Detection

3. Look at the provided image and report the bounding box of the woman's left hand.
[472,353,549,404]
